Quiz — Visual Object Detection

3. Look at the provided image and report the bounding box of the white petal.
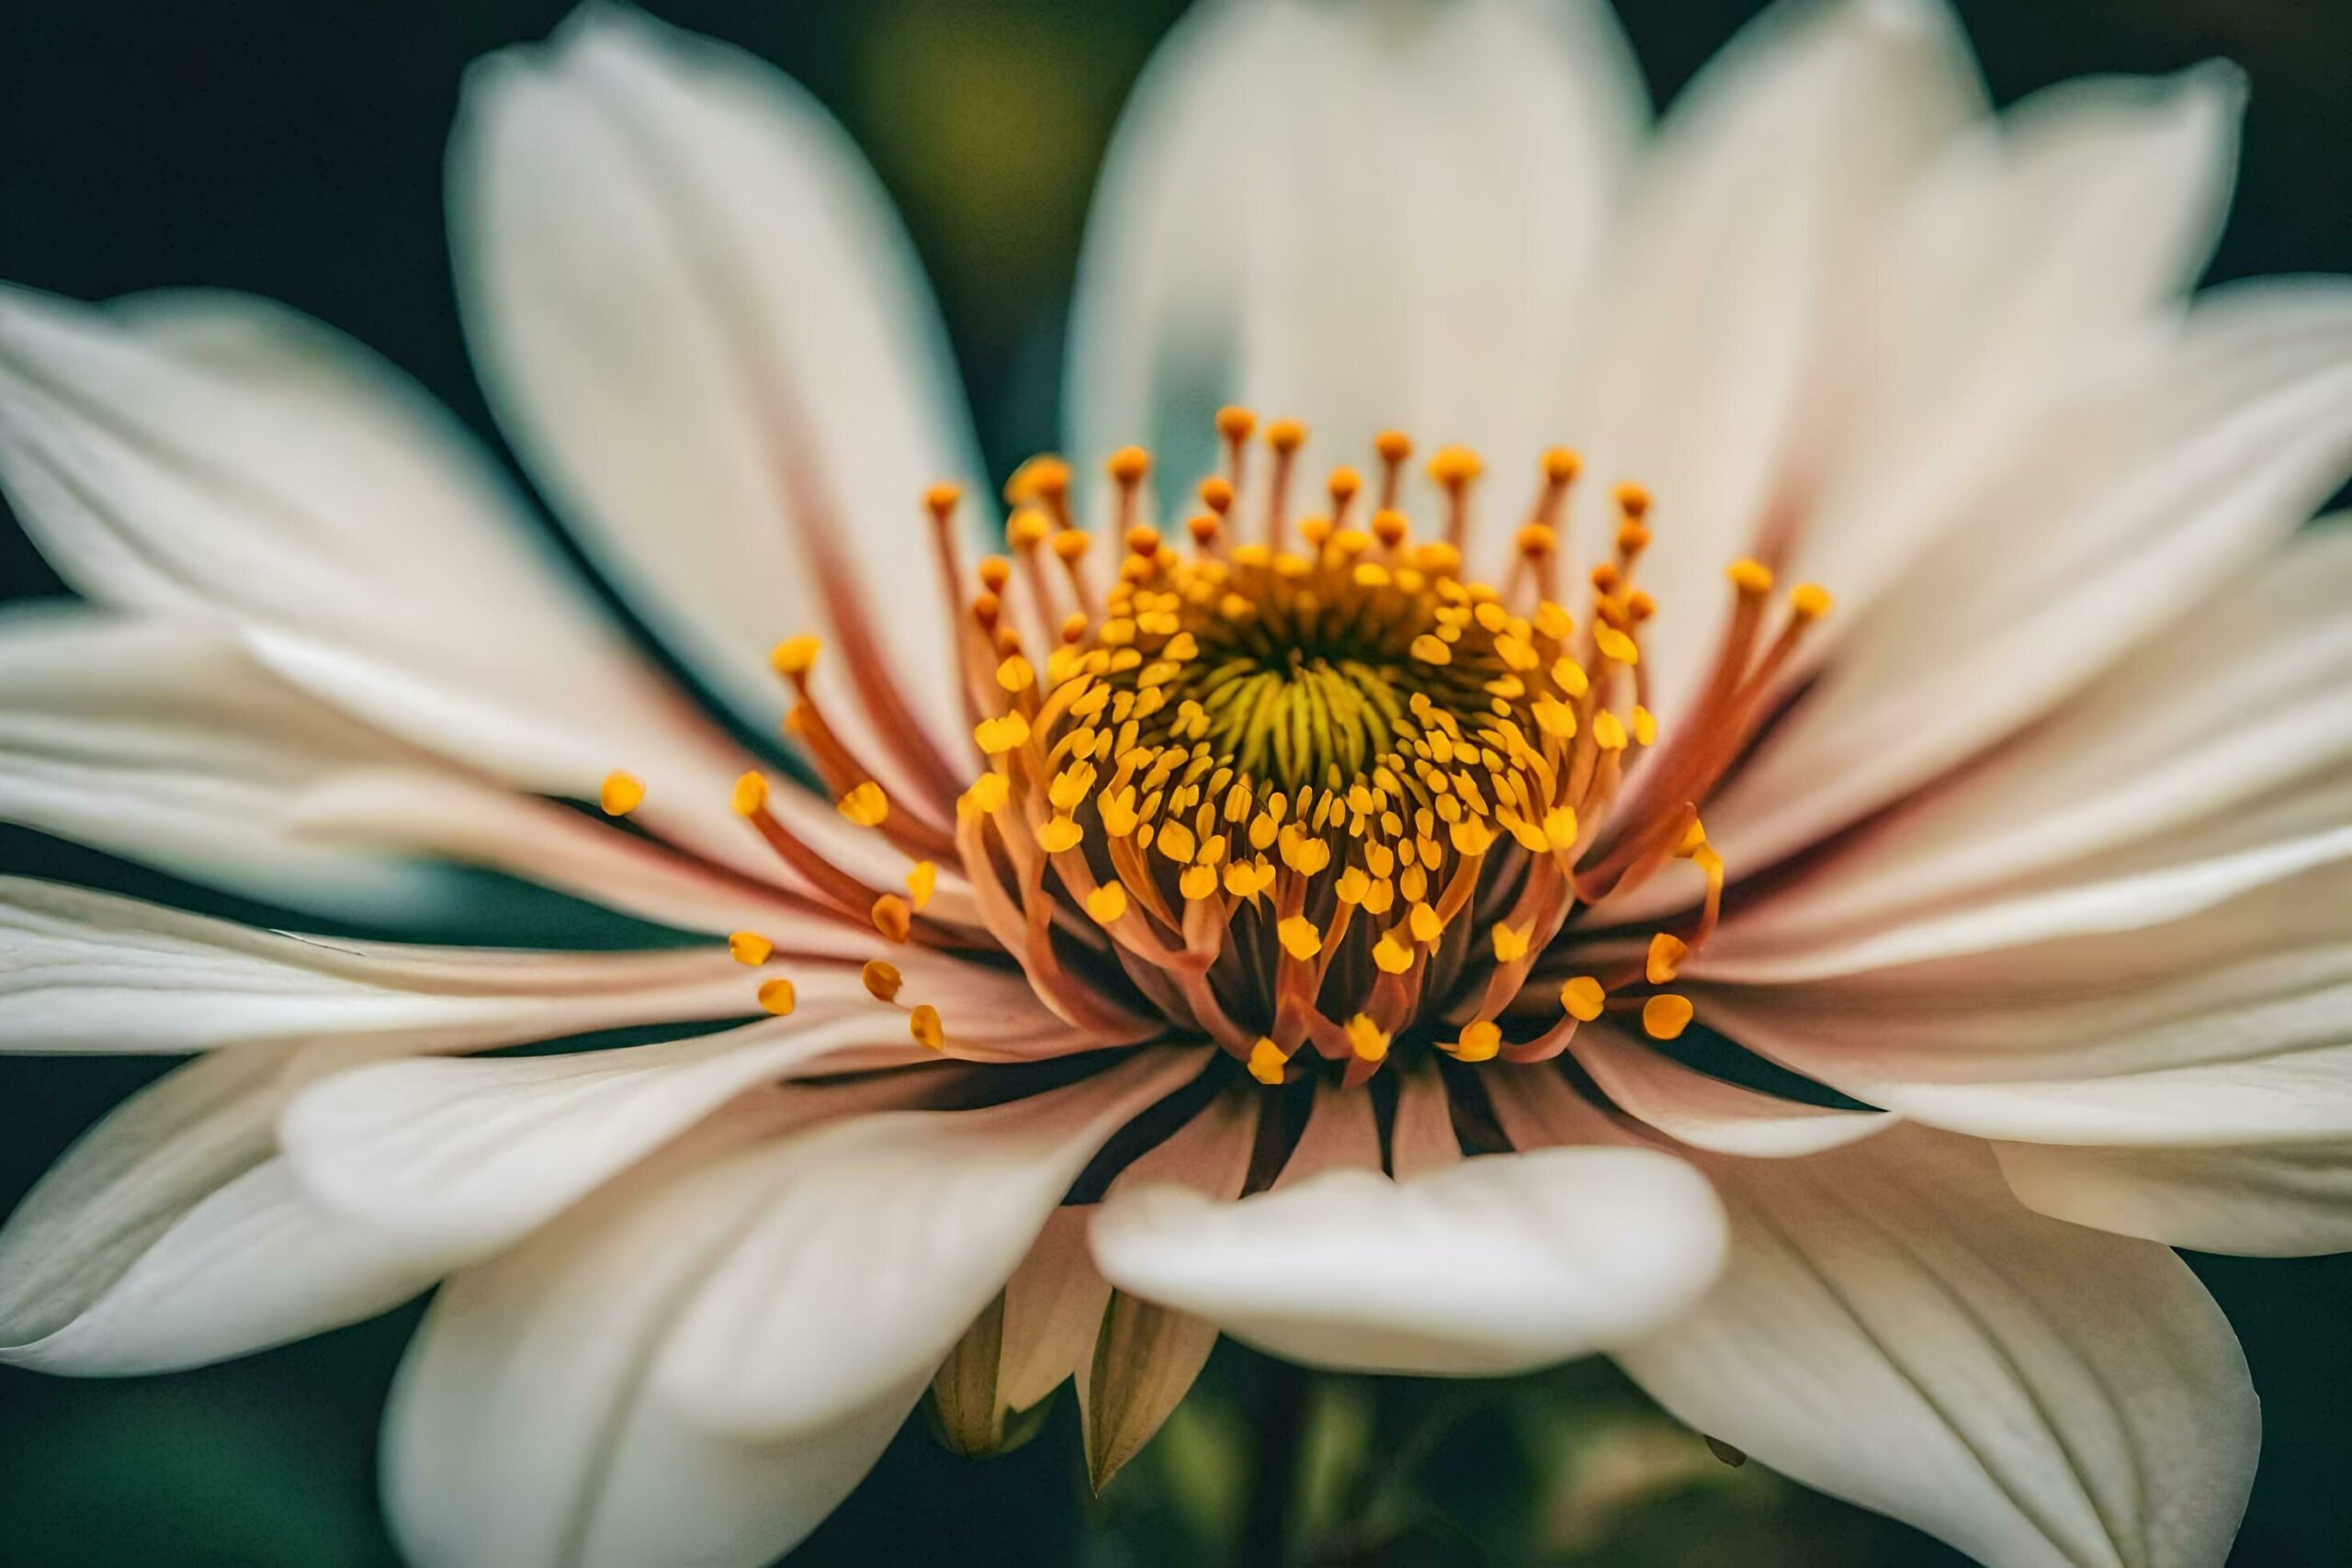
[384,1133,926,1568]
[0,1043,446,1372]
[1996,1139,2352,1258]
[0,875,756,1054]
[1064,0,1645,505]
[0,285,752,819]
[280,1004,988,1258]
[1707,277,2352,879]
[451,6,984,812]
[1090,1143,1725,1375]
[1702,858,2352,1146]
[1706,521,2352,973]
[652,1046,1209,1436]
[1567,1023,1893,1156]
[1560,0,1984,705]
[1611,1127,2257,1568]
[1788,65,2242,622]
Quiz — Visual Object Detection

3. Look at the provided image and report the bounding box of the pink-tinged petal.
[1788,65,2242,625]
[1560,0,1984,710]
[451,6,985,816]
[1273,1077,1383,1186]
[0,875,756,1055]
[1611,1127,2257,1568]
[651,1046,1210,1437]
[1704,278,2352,882]
[0,287,757,835]
[996,1204,1111,1416]
[1995,1140,2352,1258]
[1567,1024,1893,1157]
[1703,522,2352,973]
[1091,1077,1724,1375]
[0,1043,447,1372]
[1065,0,1645,509]
[384,1126,929,1568]
[1387,1060,1464,1178]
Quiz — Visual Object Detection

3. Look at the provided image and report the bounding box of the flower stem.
[1238,1358,1311,1568]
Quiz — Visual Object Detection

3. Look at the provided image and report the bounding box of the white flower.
[2,1,2347,1563]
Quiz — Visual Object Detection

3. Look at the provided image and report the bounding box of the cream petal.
[1559,0,1984,706]
[0,286,754,827]
[277,1002,1010,1258]
[1996,1139,2352,1258]
[0,875,758,1055]
[651,1046,1209,1438]
[1089,1142,1724,1376]
[1706,277,2352,880]
[0,608,458,916]
[383,1128,928,1568]
[1567,1024,1892,1157]
[1064,0,1645,507]
[451,6,983,814]
[1611,1127,2257,1568]
[995,1204,1112,1416]
[1787,65,2243,624]
[0,1043,446,1372]
[1704,521,2352,971]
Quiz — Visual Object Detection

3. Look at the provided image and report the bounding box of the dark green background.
[2,2,2347,1562]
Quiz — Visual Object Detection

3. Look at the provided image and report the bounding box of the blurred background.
[2,1,2348,1562]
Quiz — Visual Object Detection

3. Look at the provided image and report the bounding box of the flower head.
[2,2,2348,1566]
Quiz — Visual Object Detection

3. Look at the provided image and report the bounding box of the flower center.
[605,410,1832,1089]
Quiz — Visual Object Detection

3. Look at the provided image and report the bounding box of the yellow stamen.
[1562,976,1606,1022]
[862,960,903,1002]
[756,977,797,1017]
[598,771,645,817]
[871,895,912,942]
[1248,1036,1288,1086]
[837,781,889,827]
[1345,1014,1390,1063]
[727,931,774,966]
[906,861,938,911]
[1643,994,1694,1041]
[910,1004,945,1050]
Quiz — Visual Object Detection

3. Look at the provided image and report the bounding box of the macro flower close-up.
[2,0,2349,1563]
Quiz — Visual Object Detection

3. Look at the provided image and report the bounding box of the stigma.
[631,412,1831,1082]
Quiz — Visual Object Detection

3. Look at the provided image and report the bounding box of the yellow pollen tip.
[727,931,774,966]
[1646,932,1691,985]
[1125,525,1162,557]
[1594,625,1639,666]
[1374,430,1412,463]
[978,557,1012,592]
[837,781,889,828]
[756,977,797,1017]
[1344,1014,1391,1063]
[1615,522,1652,555]
[1613,482,1651,519]
[1633,706,1658,747]
[922,481,962,518]
[1372,932,1414,974]
[1187,513,1221,546]
[1266,418,1306,454]
[729,772,769,817]
[1449,1021,1502,1063]
[1371,508,1408,546]
[769,635,822,678]
[1216,405,1258,442]
[1036,817,1084,854]
[1643,993,1695,1041]
[861,960,903,1002]
[1199,476,1236,513]
[1727,558,1775,595]
[1004,454,1070,504]
[1007,507,1051,548]
[1050,530,1091,564]
[1248,1037,1288,1086]
[1562,976,1606,1022]
[1427,446,1483,487]
[871,894,913,942]
[995,654,1036,693]
[1541,446,1582,483]
[1593,711,1629,751]
[974,712,1032,755]
[1515,524,1556,558]
[1107,446,1151,483]
[910,1004,945,1050]
[964,773,1010,815]
[1792,582,1834,620]
[1327,466,1362,502]
[906,861,938,911]
[1491,922,1532,964]
[1276,915,1323,961]
[598,771,645,817]
[1085,882,1129,925]
[1626,590,1657,622]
